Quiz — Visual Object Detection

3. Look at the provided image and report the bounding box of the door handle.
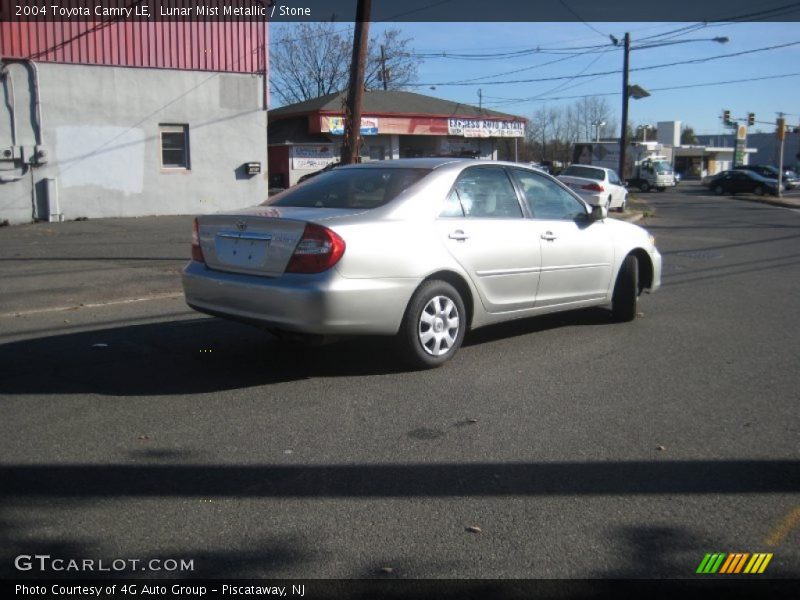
[541,231,557,241]
[449,230,470,241]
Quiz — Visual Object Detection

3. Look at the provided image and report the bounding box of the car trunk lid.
[197,207,361,277]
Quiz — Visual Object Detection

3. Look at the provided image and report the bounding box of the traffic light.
[723,109,731,124]
[747,113,755,126]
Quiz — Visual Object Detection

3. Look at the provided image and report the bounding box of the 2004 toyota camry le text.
[182,158,662,368]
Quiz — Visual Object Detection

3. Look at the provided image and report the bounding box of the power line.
[482,72,800,108]
[409,40,800,87]
[558,0,608,40]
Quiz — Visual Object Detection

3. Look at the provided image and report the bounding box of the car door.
[435,166,540,313]
[607,169,627,207]
[510,168,613,307]
[731,172,753,193]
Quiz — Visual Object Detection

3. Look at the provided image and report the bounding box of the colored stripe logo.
[696,553,773,574]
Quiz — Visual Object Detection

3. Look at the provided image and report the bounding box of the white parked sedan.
[183,159,661,368]
[558,165,628,212]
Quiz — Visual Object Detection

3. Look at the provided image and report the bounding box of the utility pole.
[341,0,372,165]
[777,112,786,198]
[380,45,388,91]
[478,88,482,112]
[618,32,630,180]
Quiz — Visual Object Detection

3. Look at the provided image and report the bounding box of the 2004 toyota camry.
[182,158,661,368]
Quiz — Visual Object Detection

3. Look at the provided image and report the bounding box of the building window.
[160,125,190,169]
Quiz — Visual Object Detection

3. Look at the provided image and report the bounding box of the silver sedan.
[183,158,662,368]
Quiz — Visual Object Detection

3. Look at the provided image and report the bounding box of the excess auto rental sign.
[447,119,525,138]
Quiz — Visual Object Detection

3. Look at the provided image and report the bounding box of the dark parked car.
[735,164,797,190]
[705,170,783,196]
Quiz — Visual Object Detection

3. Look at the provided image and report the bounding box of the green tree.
[681,126,698,145]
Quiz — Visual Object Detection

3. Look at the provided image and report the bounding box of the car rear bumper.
[182,261,420,335]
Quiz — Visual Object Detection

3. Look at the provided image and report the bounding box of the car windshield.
[561,166,604,180]
[652,161,673,174]
[265,168,431,209]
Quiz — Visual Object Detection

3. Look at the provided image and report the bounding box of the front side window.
[447,167,523,219]
[160,124,190,169]
[511,168,587,220]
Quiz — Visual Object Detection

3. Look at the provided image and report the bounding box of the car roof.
[336,157,470,170]
[564,164,609,172]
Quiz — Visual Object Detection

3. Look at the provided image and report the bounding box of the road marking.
[0,293,183,319]
[764,506,800,547]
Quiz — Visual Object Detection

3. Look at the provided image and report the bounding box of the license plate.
[215,232,271,267]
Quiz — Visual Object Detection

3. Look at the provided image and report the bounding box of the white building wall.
[0,62,267,225]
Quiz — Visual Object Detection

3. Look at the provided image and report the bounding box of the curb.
[729,195,800,210]
[618,212,643,223]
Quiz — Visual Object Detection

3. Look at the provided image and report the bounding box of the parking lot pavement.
[0,215,192,315]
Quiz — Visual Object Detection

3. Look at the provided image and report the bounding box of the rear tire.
[639,181,651,193]
[399,280,466,369]
[611,255,639,323]
[714,185,724,195]
[656,187,666,192]
[754,185,764,196]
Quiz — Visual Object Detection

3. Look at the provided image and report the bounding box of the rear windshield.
[561,166,604,181]
[265,168,431,209]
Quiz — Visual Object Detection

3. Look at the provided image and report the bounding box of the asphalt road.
[1,187,799,581]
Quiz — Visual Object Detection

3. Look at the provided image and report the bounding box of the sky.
[270,20,800,136]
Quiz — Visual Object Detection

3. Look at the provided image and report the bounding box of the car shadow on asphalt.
[0,308,617,395]
[2,460,798,499]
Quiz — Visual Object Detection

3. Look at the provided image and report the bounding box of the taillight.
[582,182,605,192]
[191,218,205,263]
[285,223,346,274]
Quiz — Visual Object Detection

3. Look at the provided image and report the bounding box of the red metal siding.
[1,20,266,74]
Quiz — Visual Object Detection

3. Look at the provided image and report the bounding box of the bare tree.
[364,29,419,91]
[270,23,420,105]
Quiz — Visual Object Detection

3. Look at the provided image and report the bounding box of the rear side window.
[446,167,523,219]
[266,168,430,209]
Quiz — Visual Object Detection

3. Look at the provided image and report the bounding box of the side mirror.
[589,204,608,221]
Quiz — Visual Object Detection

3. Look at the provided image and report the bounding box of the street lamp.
[592,120,606,142]
[637,124,652,142]
[614,34,729,180]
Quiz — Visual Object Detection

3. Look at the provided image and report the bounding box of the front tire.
[714,185,724,195]
[617,197,627,213]
[399,280,466,369]
[754,185,764,196]
[639,181,651,193]
[611,255,639,323]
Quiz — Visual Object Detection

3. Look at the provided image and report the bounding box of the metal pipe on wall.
[0,61,18,146]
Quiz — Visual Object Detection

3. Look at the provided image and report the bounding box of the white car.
[558,165,628,212]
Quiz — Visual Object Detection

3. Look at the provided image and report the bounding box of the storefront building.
[267,90,526,188]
